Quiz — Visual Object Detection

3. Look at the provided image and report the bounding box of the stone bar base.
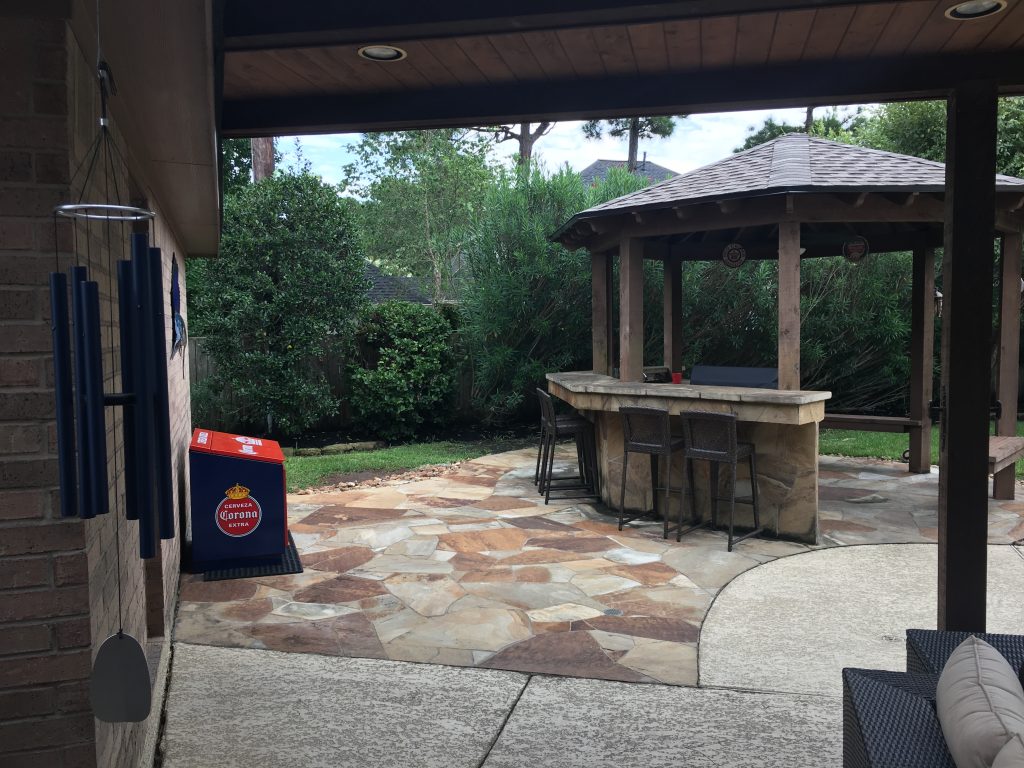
[548,372,830,545]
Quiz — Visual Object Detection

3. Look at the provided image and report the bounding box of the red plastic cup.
[671,372,683,384]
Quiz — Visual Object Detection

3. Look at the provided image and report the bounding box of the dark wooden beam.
[221,51,1024,137]
[909,245,935,474]
[221,0,936,51]
[995,231,1022,499]
[0,0,69,18]
[938,81,998,633]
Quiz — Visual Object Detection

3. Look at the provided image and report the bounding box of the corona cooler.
[188,429,287,570]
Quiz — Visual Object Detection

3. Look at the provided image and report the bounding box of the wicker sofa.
[842,630,1024,768]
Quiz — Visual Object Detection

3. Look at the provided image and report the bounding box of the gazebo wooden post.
[994,231,1023,499]
[619,236,644,382]
[908,245,935,473]
[778,221,801,390]
[591,250,613,375]
[938,81,998,633]
[663,252,683,372]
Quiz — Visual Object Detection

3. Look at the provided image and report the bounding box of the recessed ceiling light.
[944,0,1007,20]
[357,45,407,62]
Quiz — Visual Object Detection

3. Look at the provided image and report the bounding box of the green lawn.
[820,423,1024,478]
[284,439,523,492]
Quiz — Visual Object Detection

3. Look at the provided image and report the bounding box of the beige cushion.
[937,636,1024,768]
[994,734,1024,768]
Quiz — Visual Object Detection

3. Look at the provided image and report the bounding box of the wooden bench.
[820,414,922,433]
[821,419,1022,499]
[988,436,1024,474]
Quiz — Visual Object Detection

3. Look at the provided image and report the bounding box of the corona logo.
[225,483,249,500]
[215,483,261,537]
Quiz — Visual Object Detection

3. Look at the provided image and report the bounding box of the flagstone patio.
[174,447,1024,686]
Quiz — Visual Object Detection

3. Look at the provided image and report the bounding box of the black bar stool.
[679,410,764,551]
[618,406,692,539]
[535,389,597,505]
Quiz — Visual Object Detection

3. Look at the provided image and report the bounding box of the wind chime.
[49,1,176,723]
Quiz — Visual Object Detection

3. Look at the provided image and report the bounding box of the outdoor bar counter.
[547,371,831,544]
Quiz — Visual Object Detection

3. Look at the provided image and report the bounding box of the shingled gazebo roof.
[553,133,1024,243]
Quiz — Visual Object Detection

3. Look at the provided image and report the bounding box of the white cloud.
[277,106,870,184]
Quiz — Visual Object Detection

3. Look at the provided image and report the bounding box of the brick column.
[0,14,97,768]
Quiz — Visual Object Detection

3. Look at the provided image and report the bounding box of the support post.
[778,221,801,391]
[663,252,682,372]
[909,245,935,473]
[995,231,1022,499]
[938,81,998,632]
[591,250,611,375]
[619,237,644,382]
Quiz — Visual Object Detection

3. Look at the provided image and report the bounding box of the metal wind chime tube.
[80,278,109,517]
[130,232,157,559]
[48,272,77,518]
[116,259,138,522]
[148,246,176,541]
[69,266,95,519]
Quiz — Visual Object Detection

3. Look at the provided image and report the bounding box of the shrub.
[187,172,366,436]
[346,301,458,440]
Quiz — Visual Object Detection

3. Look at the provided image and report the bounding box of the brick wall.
[1,11,191,768]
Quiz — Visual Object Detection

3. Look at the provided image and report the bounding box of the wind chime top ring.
[54,203,156,222]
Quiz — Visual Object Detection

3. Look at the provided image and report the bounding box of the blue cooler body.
[188,429,287,571]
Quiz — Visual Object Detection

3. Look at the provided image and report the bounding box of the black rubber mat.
[202,533,303,581]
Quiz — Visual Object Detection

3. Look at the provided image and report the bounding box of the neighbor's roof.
[579,158,679,187]
[364,262,430,305]
[553,132,1024,239]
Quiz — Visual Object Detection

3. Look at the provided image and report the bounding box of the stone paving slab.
[699,543,1024,697]
[481,676,840,768]
[176,448,1024,687]
[161,643,527,768]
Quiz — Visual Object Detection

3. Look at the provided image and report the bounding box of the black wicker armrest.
[906,629,1024,677]
[843,668,956,768]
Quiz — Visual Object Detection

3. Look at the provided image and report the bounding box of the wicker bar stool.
[535,389,597,505]
[618,406,692,539]
[679,410,764,551]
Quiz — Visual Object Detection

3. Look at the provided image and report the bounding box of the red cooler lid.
[190,428,285,464]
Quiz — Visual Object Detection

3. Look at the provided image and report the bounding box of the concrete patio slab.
[160,643,527,768]
[699,543,1024,696]
[481,676,840,768]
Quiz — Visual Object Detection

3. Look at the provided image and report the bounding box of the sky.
[277,106,865,187]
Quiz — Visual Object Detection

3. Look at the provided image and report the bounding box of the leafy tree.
[855,97,1024,176]
[582,116,679,171]
[221,138,253,195]
[459,165,648,422]
[473,122,555,165]
[347,301,458,441]
[189,172,367,436]
[342,130,498,302]
[734,108,867,152]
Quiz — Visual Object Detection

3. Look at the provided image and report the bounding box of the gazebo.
[551,132,1024,490]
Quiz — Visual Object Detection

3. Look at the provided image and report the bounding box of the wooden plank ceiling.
[218,0,1024,136]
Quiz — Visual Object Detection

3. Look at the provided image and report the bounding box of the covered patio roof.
[217,0,1024,137]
